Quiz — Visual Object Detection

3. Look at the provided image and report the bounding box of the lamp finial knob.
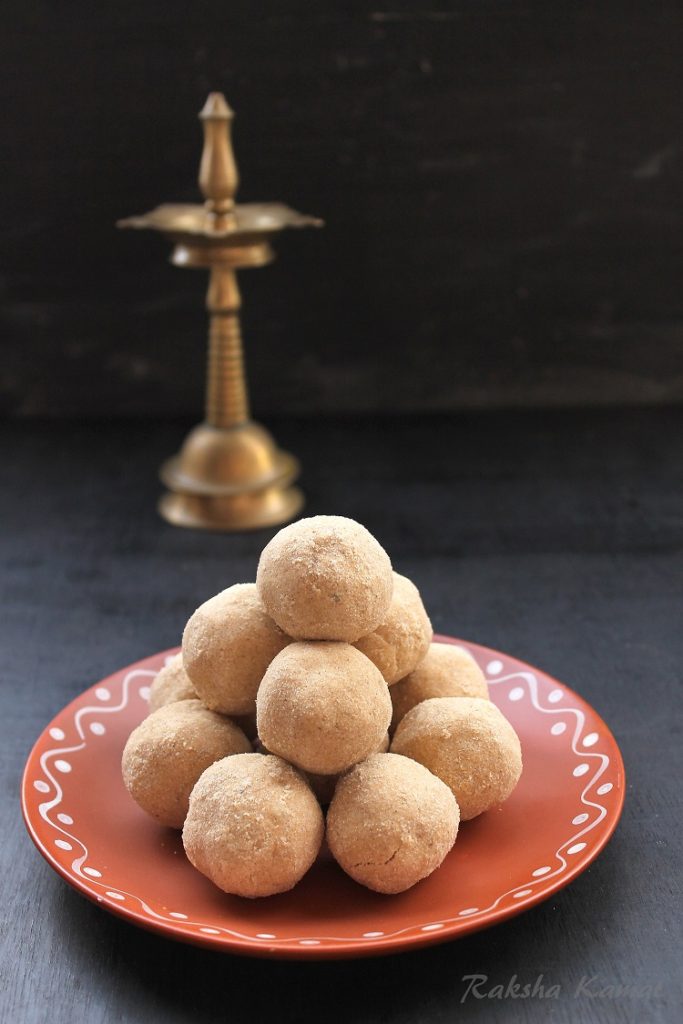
[198,93,238,227]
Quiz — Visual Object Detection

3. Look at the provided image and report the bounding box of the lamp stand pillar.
[119,92,321,532]
[205,266,249,429]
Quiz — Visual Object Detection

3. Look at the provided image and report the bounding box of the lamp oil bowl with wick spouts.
[118,93,322,532]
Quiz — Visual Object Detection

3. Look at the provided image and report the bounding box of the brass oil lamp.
[119,93,322,531]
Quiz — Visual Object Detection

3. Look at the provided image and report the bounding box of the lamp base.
[157,420,304,532]
[158,485,304,532]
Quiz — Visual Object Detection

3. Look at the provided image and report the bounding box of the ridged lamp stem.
[205,265,250,428]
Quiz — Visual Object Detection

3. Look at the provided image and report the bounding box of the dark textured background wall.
[2,1,682,417]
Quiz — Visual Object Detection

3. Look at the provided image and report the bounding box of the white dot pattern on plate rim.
[89,722,106,735]
[547,689,563,703]
[54,760,71,774]
[551,722,566,735]
[532,866,551,876]
[83,867,102,878]
[513,889,533,899]
[57,813,73,825]
[508,687,524,702]
[582,732,599,747]
[573,763,590,777]
[34,780,50,793]
[597,783,613,795]
[55,839,72,851]
[572,813,589,825]
[486,659,503,675]
[567,842,587,855]
[139,686,151,700]
[49,727,65,741]
[95,688,110,701]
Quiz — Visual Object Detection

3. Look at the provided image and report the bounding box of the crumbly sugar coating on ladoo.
[256,516,393,642]
[354,572,432,685]
[183,753,324,898]
[121,699,252,828]
[305,731,390,805]
[257,641,392,775]
[182,583,291,715]
[391,697,522,820]
[390,642,489,731]
[327,753,460,893]
[148,653,197,713]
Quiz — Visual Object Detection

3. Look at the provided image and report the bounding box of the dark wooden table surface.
[2,409,681,1023]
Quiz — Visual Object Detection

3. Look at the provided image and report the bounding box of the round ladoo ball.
[354,573,432,685]
[122,700,252,828]
[256,515,393,642]
[306,732,390,806]
[182,583,291,716]
[327,753,459,894]
[391,697,522,820]
[183,753,324,898]
[257,642,392,775]
[390,642,489,732]
[148,653,197,713]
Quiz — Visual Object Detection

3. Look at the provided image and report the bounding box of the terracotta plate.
[21,636,625,960]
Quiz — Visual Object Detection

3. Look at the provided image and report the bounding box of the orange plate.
[21,636,625,960]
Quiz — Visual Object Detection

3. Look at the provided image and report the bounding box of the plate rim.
[21,637,626,960]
